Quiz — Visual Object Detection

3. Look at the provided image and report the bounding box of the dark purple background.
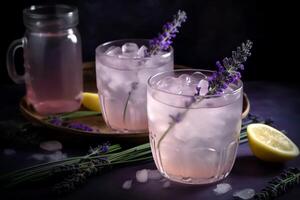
[0,0,298,84]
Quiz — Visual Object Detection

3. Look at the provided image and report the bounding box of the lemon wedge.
[82,92,101,112]
[247,123,299,162]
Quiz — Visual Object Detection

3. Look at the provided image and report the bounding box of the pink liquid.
[24,31,82,115]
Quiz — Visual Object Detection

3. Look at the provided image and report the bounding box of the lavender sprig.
[122,10,187,124]
[148,10,187,55]
[156,40,253,170]
[207,40,253,95]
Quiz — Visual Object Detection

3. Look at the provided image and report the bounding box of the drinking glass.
[7,5,83,115]
[147,69,243,184]
[95,39,173,132]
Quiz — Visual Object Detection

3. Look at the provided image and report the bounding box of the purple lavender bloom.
[49,117,63,126]
[148,10,187,55]
[67,122,93,132]
[207,40,253,95]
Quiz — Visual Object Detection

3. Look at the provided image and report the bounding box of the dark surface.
[0,82,300,200]
[0,0,298,84]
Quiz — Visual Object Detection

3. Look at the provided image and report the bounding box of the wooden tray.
[20,62,250,140]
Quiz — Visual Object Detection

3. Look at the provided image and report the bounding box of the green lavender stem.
[123,91,132,123]
[254,168,300,200]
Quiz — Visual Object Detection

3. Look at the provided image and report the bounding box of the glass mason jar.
[147,69,243,184]
[96,39,174,133]
[6,5,83,115]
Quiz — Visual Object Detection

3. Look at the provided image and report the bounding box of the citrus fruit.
[247,123,299,162]
[82,92,101,112]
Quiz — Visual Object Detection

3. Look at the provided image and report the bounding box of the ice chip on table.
[197,79,209,96]
[105,46,122,56]
[3,148,16,156]
[122,179,133,190]
[137,45,148,57]
[39,140,62,152]
[121,42,139,57]
[213,183,232,195]
[147,169,163,180]
[233,188,255,200]
[136,169,148,183]
[162,180,171,188]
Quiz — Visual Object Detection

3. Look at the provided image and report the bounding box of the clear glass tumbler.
[6,5,83,115]
[147,69,243,184]
[96,39,173,133]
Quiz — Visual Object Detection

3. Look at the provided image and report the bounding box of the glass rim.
[23,4,78,19]
[95,39,174,61]
[147,69,243,98]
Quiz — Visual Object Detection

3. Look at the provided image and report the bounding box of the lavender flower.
[67,122,93,132]
[149,10,187,55]
[49,117,63,126]
[48,116,93,132]
[207,40,253,95]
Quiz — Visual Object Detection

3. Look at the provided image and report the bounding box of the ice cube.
[147,169,163,180]
[122,179,133,190]
[39,140,62,152]
[121,43,139,57]
[190,72,207,84]
[155,76,182,94]
[162,180,171,188]
[105,46,122,56]
[196,79,209,96]
[3,148,16,156]
[47,151,68,161]
[137,45,148,57]
[233,188,255,200]
[213,183,232,195]
[178,74,191,85]
[136,169,148,183]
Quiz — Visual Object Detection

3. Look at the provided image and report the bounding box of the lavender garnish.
[67,122,93,132]
[207,40,253,95]
[148,10,187,55]
[156,40,253,170]
[47,112,95,132]
[122,10,187,124]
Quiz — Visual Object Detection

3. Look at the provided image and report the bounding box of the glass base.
[161,171,230,185]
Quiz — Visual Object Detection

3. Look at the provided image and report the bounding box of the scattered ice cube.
[136,169,148,183]
[39,140,62,152]
[122,179,133,190]
[137,45,148,57]
[233,188,255,200]
[105,46,121,56]
[162,180,171,188]
[30,153,45,161]
[47,151,68,161]
[30,151,67,162]
[3,148,16,156]
[197,79,209,96]
[213,183,232,195]
[147,169,163,180]
[121,43,139,57]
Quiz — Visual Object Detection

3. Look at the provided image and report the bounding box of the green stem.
[156,97,204,171]
[123,91,132,123]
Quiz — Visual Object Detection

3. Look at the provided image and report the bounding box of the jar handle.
[6,38,25,84]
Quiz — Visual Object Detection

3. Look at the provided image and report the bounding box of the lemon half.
[247,123,299,162]
[82,92,101,112]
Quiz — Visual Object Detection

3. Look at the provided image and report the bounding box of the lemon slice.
[82,92,101,112]
[247,123,299,162]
